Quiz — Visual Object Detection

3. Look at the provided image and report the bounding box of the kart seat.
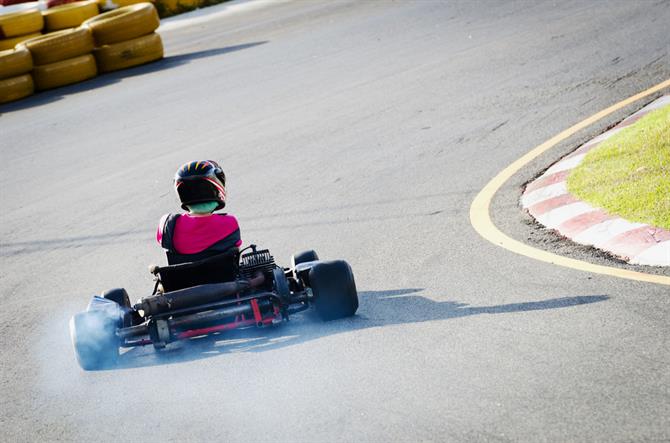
[153,248,240,292]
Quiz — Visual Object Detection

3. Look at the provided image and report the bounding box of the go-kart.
[69,245,358,370]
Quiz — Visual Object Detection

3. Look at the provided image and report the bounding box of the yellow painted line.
[470,78,670,286]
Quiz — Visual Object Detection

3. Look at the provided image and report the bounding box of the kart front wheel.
[70,311,119,370]
[309,260,358,321]
[102,288,130,307]
[291,250,319,268]
[102,287,139,326]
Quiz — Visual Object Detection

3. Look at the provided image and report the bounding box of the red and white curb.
[521,95,670,266]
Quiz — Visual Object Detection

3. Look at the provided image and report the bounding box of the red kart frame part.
[174,300,284,340]
[177,316,276,340]
[123,308,279,345]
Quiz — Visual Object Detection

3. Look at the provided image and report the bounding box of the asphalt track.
[1,1,669,441]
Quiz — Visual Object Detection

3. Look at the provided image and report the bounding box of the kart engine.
[239,247,276,279]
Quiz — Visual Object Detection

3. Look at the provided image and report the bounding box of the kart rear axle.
[117,295,277,343]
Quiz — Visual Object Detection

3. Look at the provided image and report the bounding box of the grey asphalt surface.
[1,0,669,441]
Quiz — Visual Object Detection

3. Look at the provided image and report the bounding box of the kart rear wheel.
[309,260,358,321]
[291,250,319,268]
[70,311,119,370]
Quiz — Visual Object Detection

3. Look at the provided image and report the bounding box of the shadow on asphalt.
[153,41,268,69]
[112,289,609,370]
[0,42,267,114]
[0,229,151,257]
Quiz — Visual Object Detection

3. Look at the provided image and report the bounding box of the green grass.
[567,104,670,229]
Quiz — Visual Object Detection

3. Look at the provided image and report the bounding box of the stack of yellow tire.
[0,9,43,51]
[9,0,101,91]
[82,2,163,73]
[42,0,99,32]
[18,26,97,90]
[0,45,33,103]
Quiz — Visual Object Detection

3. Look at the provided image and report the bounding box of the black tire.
[309,260,358,321]
[273,267,290,302]
[291,250,319,268]
[102,288,130,307]
[70,311,119,370]
[102,287,139,326]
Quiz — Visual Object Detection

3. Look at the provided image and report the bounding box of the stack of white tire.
[82,2,162,73]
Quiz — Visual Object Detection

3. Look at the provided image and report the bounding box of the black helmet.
[174,160,227,210]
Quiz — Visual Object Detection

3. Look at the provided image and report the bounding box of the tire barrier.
[82,2,159,46]
[0,31,40,50]
[0,9,43,38]
[32,53,97,90]
[0,46,32,79]
[0,1,163,104]
[43,0,100,32]
[18,27,94,65]
[0,72,33,103]
[94,31,162,72]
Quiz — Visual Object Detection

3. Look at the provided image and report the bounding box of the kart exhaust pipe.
[135,275,264,316]
[117,322,149,339]
[135,281,247,316]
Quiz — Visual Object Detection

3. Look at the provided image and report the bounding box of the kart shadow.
[115,289,609,370]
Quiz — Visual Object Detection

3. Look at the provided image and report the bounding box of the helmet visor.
[176,179,224,206]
